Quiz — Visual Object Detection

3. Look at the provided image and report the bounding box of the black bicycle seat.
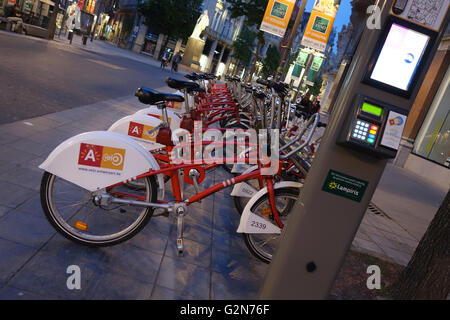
[166,77,199,91]
[135,87,184,105]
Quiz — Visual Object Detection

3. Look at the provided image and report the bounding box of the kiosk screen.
[369,23,430,91]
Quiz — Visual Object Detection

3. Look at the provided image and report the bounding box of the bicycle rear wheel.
[40,171,157,247]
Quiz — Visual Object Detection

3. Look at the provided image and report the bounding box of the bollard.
[68,31,73,44]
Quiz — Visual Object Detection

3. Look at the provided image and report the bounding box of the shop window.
[413,66,450,168]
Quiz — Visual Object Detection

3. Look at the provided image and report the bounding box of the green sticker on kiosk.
[322,170,368,202]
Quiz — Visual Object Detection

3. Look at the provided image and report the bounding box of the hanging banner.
[301,0,341,52]
[292,63,303,78]
[310,55,324,72]
[297,50,309,67]
[260,0,296,38]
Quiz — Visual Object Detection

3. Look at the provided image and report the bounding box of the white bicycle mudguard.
[230,165,258,197]
[108,114,166,151]
[236,181,303,234]
[39,131,164,192]
[134,106,182,131]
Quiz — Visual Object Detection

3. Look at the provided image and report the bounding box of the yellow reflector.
[75,221,88,231]
[261,207,271,216]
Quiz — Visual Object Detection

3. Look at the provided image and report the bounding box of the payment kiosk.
[260,0,449,299]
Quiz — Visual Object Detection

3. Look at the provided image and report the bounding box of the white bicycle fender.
[108,114,166,151]
[230,165,258,197]
[236,181,303,234]
[39,131,164,192]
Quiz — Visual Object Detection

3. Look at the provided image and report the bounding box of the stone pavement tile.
[84,269,154,300]
[0,145,38,166]
[165,236,211,269]
[0,165,43,192]
[358,223,386,238]
[213,206,240,234]
[185,195,214,214]
[21,156,47,173]
[41,233,106,262]
[184,204,214,229]
[0,208,56,248]
[42,112,75,126]
[0,285,56,300]
[156,256,210,300]
[0,238,38,285]
[4,137,55,157]
[7,254,97,299]
[150,285,196,300]
[355,228,371,241]
[21,116,63,131]
[26,129,76,148]
[7,234,105,299]
[0,181,36,208]
[98,243,163,284]
[381,246,412,266]
[210,271,260,300]
[127,217,170,255]
[212,229,249,257]
[368,232,415,256]
[0,206,11,220]
[351,237,386,257]
[0,160,21,176]
[169,217,212,247]
[13,194,44,218]
[0,131,21,146]
[0,122,43,139]
[211,248,268,283]
[52,122,85,136]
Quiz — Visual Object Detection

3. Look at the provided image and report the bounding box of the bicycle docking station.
[260,0,449,299]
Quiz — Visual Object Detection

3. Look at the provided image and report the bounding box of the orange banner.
[260,0,296,38]
[301,0,341,52]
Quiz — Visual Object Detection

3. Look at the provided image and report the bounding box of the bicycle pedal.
[176,238,184,256]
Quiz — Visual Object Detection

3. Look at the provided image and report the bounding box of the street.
[0,31,173,124]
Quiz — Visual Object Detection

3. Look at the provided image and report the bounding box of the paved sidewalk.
[0,93,445,299]
[0,93,269,300]
[352,164,447,266]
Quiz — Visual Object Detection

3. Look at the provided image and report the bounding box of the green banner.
[306,68,317,84]
[292,63,303,78]
[310,55,324,72]
[322,170,368,202]
[297,50,309,67]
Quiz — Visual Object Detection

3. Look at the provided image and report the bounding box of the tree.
[228,0,267,81]
[262,45,280,77]
[389,189,450,299]
[138,0,203,58]
[232,26,256,75]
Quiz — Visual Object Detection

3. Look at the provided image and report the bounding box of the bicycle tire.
[40,171,157,247]
[243,188,300,263]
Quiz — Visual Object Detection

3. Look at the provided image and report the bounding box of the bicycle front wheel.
[40,171,157,247]
[243,188,300,263]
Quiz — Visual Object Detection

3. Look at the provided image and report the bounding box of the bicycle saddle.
[135,87,184,105]
[166,77,199,90]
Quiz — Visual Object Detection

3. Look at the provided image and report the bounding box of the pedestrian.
[171,51,182,72]
[6,4,23,34]
[160,49,171,69]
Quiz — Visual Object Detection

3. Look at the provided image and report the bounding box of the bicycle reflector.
[74,221,88,231]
